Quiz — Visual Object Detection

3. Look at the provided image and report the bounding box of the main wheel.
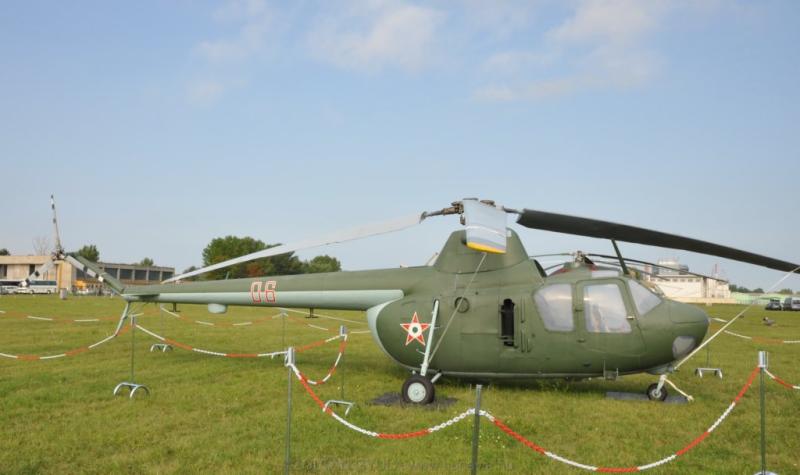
[646,383,668,401]
[401,374,435,404]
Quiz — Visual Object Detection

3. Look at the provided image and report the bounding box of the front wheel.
[401,374,435,404]
[646,383,668,401]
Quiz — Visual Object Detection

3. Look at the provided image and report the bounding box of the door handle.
[626,315,635,320]
[577,338,586,343]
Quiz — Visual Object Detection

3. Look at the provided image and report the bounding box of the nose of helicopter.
[668,302,710,359]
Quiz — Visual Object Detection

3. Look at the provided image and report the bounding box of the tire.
[401,374,435,404]
[646,383,668,401]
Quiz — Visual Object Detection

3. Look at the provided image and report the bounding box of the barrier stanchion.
[471,384,483,475]
[285,347,295,475]
[756,351,775,475]
[113,304,150,399]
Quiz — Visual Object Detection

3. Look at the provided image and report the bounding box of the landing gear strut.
[402,374,435,404]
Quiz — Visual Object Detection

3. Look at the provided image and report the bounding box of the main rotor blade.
[516,209,800,274]
[163,213,425,283]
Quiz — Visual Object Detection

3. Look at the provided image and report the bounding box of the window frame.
[580,279,635,334]
[533,283,576,333]
[627,279,663,317]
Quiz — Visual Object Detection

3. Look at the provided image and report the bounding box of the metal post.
[758,351,768,475]
[282,312,287,350]
[340,325,346,400]
[471,384,483,475]
[130,312,136,382]
[284,347,295,475]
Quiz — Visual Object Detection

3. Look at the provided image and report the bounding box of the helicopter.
[48,198,799,404]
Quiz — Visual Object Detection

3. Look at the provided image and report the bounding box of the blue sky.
[2,0,798,291]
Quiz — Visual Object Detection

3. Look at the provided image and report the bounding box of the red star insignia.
[400,311,430,346]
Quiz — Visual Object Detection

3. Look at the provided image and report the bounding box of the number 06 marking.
[250,280,277,304]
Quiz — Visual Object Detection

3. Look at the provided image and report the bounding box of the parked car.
[782,297,800,311]
[765,298,782,311]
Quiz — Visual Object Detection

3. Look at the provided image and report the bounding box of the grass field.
[0,295,798,474]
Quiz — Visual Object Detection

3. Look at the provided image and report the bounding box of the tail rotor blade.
[22,258,56,287]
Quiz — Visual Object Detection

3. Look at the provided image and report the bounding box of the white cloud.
[459,0,539,38]
[475,0,680,101]
[548,0,666,45]
[307,1,444,73]
[186,79,226,105]
[195,0,274,63]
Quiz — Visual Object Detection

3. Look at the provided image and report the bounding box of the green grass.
[1,295,798,474]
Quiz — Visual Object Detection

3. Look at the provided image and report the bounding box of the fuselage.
[121,230,709,380]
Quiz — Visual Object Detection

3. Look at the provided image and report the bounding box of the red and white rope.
[159,306,280,328]
[136,324,347,362]
[292,364,761,472]
[765,369,800,390]
[136,324,287,358]
[0,310,115,324]
[291,365,473,438]
[288,335,349,385]
[0,326,129,361]
[159,307,336,333]
[724,330,800,344]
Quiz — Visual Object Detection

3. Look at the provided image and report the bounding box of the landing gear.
[646,382,668,401]
[402,374,435,404]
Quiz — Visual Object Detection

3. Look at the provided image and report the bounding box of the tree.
[201,236,341,280]
[139,257,154,266]
[0,248,9,256]
[304,255,342,274]
[181,265,199,282]
[778,288,794,295]
[752,288,764,294]
[77,244,100,262]
[32,236,51,255]
[202,236,304,280]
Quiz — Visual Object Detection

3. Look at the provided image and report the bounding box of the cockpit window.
[584,284,631,333]
[534,284,574,332]
[628,280,662,315]
[591,270,619,278]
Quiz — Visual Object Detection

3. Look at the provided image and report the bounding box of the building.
[642,259,733,304]
[0,255,173,293]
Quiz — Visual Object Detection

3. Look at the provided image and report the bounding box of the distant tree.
[202,236,304,280]
[752,288,764,294]
[77,244,100,262]
[180,265,199,282]
[0,248,9,256]
[201,236,342,279]
[778,288,794,295]
[32,236,51,255]
[139,257,154,266]
[304,255,342,274]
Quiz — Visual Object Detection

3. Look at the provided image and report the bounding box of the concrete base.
[606,391,688,404]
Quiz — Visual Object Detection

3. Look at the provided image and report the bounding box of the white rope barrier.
[0,326,129,361]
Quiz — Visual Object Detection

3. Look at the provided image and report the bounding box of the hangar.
[0,255,174,293]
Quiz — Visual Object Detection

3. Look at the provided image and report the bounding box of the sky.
[1,0,798,291]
